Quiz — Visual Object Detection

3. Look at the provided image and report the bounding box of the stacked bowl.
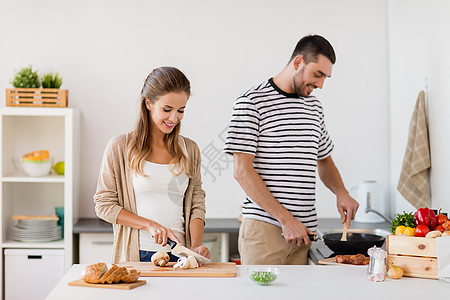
[21,150,52,177]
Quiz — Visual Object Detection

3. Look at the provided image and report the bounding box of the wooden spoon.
[340,222,348,241]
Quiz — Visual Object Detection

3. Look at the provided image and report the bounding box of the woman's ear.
[145,99,151,110]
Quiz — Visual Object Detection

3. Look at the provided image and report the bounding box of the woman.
[94,66,209,264]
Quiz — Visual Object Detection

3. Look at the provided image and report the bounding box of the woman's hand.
[146,220,181,246]
[191,244,210,259]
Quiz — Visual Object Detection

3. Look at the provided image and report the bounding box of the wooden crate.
[6,88,68,107]
[386,234,438,279]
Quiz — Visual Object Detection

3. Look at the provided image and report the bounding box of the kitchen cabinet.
[79,233,113,264]
[0,107,79,298]
[4,248,64,300]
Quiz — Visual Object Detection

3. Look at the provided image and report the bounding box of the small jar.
[367,246,387,282]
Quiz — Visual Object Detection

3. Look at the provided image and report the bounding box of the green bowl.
[248,267,280,286]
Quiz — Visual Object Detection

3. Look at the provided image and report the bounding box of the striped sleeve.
[317,110,334,159]
[224,96,260,155]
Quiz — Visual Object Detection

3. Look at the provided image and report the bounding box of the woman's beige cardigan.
[94,133,206,263]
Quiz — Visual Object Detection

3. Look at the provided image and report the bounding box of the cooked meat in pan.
[335,254,370,265]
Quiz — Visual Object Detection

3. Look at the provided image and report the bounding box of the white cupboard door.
[79,233,113,264]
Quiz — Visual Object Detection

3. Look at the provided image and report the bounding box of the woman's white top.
[133,161,189,252]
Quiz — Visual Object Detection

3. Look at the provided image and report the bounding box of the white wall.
[0,0,391,219]
[388,0,450,214]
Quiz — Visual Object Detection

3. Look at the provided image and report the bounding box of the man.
[224,35,359,265]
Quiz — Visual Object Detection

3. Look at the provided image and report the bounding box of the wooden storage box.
[386,234,438,279]
[6,88,68,107]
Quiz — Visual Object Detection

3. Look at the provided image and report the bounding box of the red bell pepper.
[414,207,437,229]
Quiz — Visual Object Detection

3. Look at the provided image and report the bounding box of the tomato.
[415,224,430,237]
[443,221,450,230]
[437,213,449,225]
[434,225,445,233]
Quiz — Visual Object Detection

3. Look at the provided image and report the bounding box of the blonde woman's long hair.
[127,66,192,177]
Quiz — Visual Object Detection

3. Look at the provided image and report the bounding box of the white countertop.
[46,264,448,299]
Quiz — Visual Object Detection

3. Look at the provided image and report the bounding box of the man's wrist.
[335,189,349,198]
[278,210,297,227]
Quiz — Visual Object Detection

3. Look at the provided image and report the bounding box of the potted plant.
[10,65,40,88]
[41,72,63,89]
[6,66,68,107]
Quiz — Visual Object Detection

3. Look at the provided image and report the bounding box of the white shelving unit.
[0,107,79,297]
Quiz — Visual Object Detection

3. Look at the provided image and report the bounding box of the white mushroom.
[173,257,187,269]
[151,252,170,266]
[425,230,442,238]
[173,256,199,270]
[186,256,199,269]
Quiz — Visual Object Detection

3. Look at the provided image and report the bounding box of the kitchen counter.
[47,264,448,300]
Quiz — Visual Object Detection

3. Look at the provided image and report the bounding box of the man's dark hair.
[289,35,336,64]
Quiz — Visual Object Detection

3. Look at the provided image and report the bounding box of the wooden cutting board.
[68,279,146,290]
[318,257,367,266]
[118,262,237,277]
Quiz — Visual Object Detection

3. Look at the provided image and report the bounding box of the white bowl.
[21,158,52,177]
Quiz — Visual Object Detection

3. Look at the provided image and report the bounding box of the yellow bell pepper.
[395,225,415,236]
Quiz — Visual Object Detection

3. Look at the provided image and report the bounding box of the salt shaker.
[367,245,387,282]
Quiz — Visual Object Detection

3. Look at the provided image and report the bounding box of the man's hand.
[337,193,359,228]
[280,216,315,247]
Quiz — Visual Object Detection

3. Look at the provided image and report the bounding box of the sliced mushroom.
[151,252,170,266]
[173,256,199,270]
[173,257,187,269]
[186,256,199,269]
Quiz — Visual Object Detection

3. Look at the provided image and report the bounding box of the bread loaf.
[81,263,108,284]
[112,267,127,283]
[81,263,140,284]
[105,266,124,284]
[99,264,118,283]
[120,269,141,283]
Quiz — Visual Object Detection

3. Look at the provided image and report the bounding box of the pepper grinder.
[367,246,387,282]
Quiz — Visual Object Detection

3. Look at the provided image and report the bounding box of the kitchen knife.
[167,238,211,263]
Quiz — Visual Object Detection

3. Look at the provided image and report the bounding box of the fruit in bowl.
[23,150,49,161]
[248,267,280,286]
[21,150,52,177]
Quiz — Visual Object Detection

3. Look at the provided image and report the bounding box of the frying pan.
[309,232,385,255]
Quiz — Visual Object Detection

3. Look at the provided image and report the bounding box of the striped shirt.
[224,78,334,230]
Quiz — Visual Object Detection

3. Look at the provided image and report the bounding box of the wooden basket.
[386,234,438,279]
[6,88,68,107]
